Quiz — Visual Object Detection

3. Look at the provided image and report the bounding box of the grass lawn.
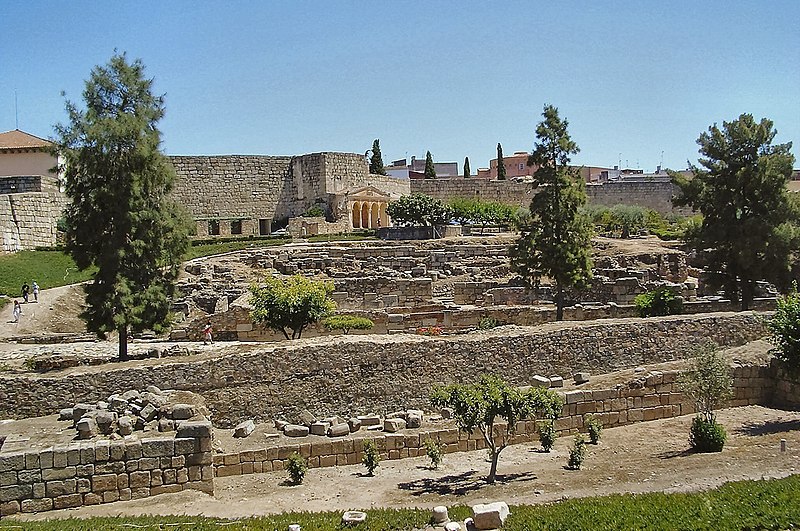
[0,233,375,297]
[2,475,798,530]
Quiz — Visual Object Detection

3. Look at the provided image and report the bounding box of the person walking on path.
[21,283,29,303]
[202,321,213,345]
[32,281,39,302]
[12,300,22,323]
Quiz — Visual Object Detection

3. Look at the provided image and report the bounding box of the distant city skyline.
[3,1,798,173]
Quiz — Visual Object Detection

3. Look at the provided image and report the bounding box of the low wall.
[0,313,768,427]
[210,363,777,479]
[0,422,213,517]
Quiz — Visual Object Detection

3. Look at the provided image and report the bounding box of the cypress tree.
[463,157,471,178]
[510,105,593,321]
[369,139,387,175]
[424,151,436,179]
[497,143,506,180]
[54,54,191,360]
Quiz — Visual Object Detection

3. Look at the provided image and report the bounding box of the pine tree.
[463,157,471,178]
[673,114,797,310]
[496,143,506,180]
[424,151,436,179]
[510,104,593,321]
[54,54,191,360]
[369,139,387,175]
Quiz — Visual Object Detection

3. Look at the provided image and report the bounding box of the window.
[518,163,524,171]
[259,219,271,235]
[209,220,220,236]
[230,220,242,235]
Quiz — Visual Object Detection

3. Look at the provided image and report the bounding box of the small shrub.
[585,415,602,444]
[478,317,499,330]
[303,206,325,218]
[423,438,442,469]
[417,326,442,336]
[538,420,557,452]
[689,416,727,453]
[286,452,308,485]
[362,439,380,476]
[567,435,587,470]
[0,361,11,372]
[767,281,800,370]
[634,286,683,317]
[322,315,374,335]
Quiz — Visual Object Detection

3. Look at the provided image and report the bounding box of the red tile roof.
[0,129,53,152]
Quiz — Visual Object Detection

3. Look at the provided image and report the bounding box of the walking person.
[12,300,22,323]
[32,281,39,302]
[202,321,213,345]
[21,282,29,303]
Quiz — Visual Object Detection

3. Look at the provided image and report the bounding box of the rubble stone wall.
[411,178,682,214]
[0,424,213,517]
[0,178,66,251]
[0,313,768,426]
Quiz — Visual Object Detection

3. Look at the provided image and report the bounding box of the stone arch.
[379,203,389,227]
[360,203,370,229]
[352,202,361,229]
[370,203,380,228]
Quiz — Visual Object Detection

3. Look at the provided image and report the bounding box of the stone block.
[175,421,212,439]
[92,474,118,493]
[233,420,256,438]
[141,438,174,458]
[328,423,350,437]
[76,417,98,439]
[358,415,381,426]
[472,501,510,530]
[384,418,407,433]
[1,484,32,503]
[169,404,195,420]
[310,421,331,436]
[129,471,151,488]
[0,500,20,516]
[573,372,590,384]
[348,418,361,432]
[21,498,53,513]
[284,424,310,437]
[531,375,551,388]
[549,376,564,387]
[140,403,158,422]
[406,413,422,429]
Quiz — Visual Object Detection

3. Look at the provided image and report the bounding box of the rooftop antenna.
[14,90,19,129]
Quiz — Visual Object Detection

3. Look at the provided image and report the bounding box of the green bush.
[286,452,308,484]
[689,416,727,453]
[423,438,442,469]
[322,314,374,334]
[585,415,602,444]
[362,439,380,476]
[538,420,557,452]
[634,286,683,317]
[478,316,500,330]
[767,281,800,370]
[303,206,325,218]
[567,435,587,470]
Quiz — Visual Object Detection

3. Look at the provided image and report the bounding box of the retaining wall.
[0,313,768,427]
[0,422,213,517]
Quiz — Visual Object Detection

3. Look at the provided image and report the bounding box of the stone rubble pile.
[58,387,209,440]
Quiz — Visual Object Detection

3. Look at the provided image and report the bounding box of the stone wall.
[210,363,777,479]
[0,422,213,517]
[0,313,768,426]
[0,176,66,251]
[331,277,433,310]
[410,178,683,214]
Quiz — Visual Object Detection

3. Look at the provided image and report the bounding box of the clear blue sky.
[3,1,798,172]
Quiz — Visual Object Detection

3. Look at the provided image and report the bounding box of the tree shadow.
[656,449,695,459]
[736,419,800,436]
[397,470,537,497]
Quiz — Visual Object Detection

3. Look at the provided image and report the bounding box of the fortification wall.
[0,313,767,426]
[410,178,682,214]
[0,182,66,251]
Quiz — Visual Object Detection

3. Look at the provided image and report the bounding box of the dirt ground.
[9,405,799,522]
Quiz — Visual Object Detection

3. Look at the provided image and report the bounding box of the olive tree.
[431,374,562,483]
